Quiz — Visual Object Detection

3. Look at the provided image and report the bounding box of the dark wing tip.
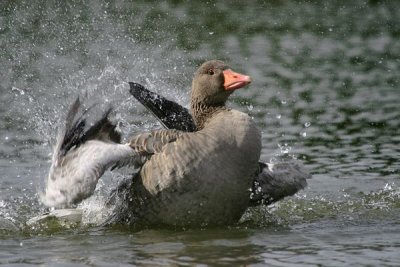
[59,98,121,157]
[129,82,146,99]
[128,82,197,132]
[82,107,121,144]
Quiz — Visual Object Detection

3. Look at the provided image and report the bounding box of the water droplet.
[276,114,281,119]
[209,32,214,35]
[5,136,9,140]
[278,143,291,154]
[304,122,311,128]
[12,87,25,95]
[301,132,307,137]
[281,100,287,105]
[329,27,333,32]
[383,183,392,191]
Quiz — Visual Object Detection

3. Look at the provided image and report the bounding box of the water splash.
[243,183,400,228]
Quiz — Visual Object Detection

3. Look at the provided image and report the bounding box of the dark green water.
[1,0,399,266]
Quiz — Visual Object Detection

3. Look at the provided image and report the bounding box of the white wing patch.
[41,140,144,208]
[40,97,146,208]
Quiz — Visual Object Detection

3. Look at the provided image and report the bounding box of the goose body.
[129,109,261,226]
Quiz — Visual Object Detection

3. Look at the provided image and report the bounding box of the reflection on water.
[1,0,400,265]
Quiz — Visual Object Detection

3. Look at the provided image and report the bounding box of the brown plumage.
[118,60,261,227]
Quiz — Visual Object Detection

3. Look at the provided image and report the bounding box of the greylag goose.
[41,60,309,227]
[115,60,262,227]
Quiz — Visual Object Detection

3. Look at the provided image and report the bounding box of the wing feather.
[41,98,142,208]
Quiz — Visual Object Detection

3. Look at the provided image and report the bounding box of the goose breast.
[132,109,261,226]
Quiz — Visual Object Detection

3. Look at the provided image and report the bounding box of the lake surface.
[1,0,399,266]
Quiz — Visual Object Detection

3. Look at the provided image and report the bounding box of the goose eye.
[207,69,214,75]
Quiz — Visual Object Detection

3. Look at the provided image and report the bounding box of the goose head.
[190,60,251,128]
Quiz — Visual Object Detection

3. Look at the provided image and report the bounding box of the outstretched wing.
[41,98,144,208]
[129,82,197,132]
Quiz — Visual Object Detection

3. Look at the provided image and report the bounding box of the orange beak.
[223,69,252,91]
